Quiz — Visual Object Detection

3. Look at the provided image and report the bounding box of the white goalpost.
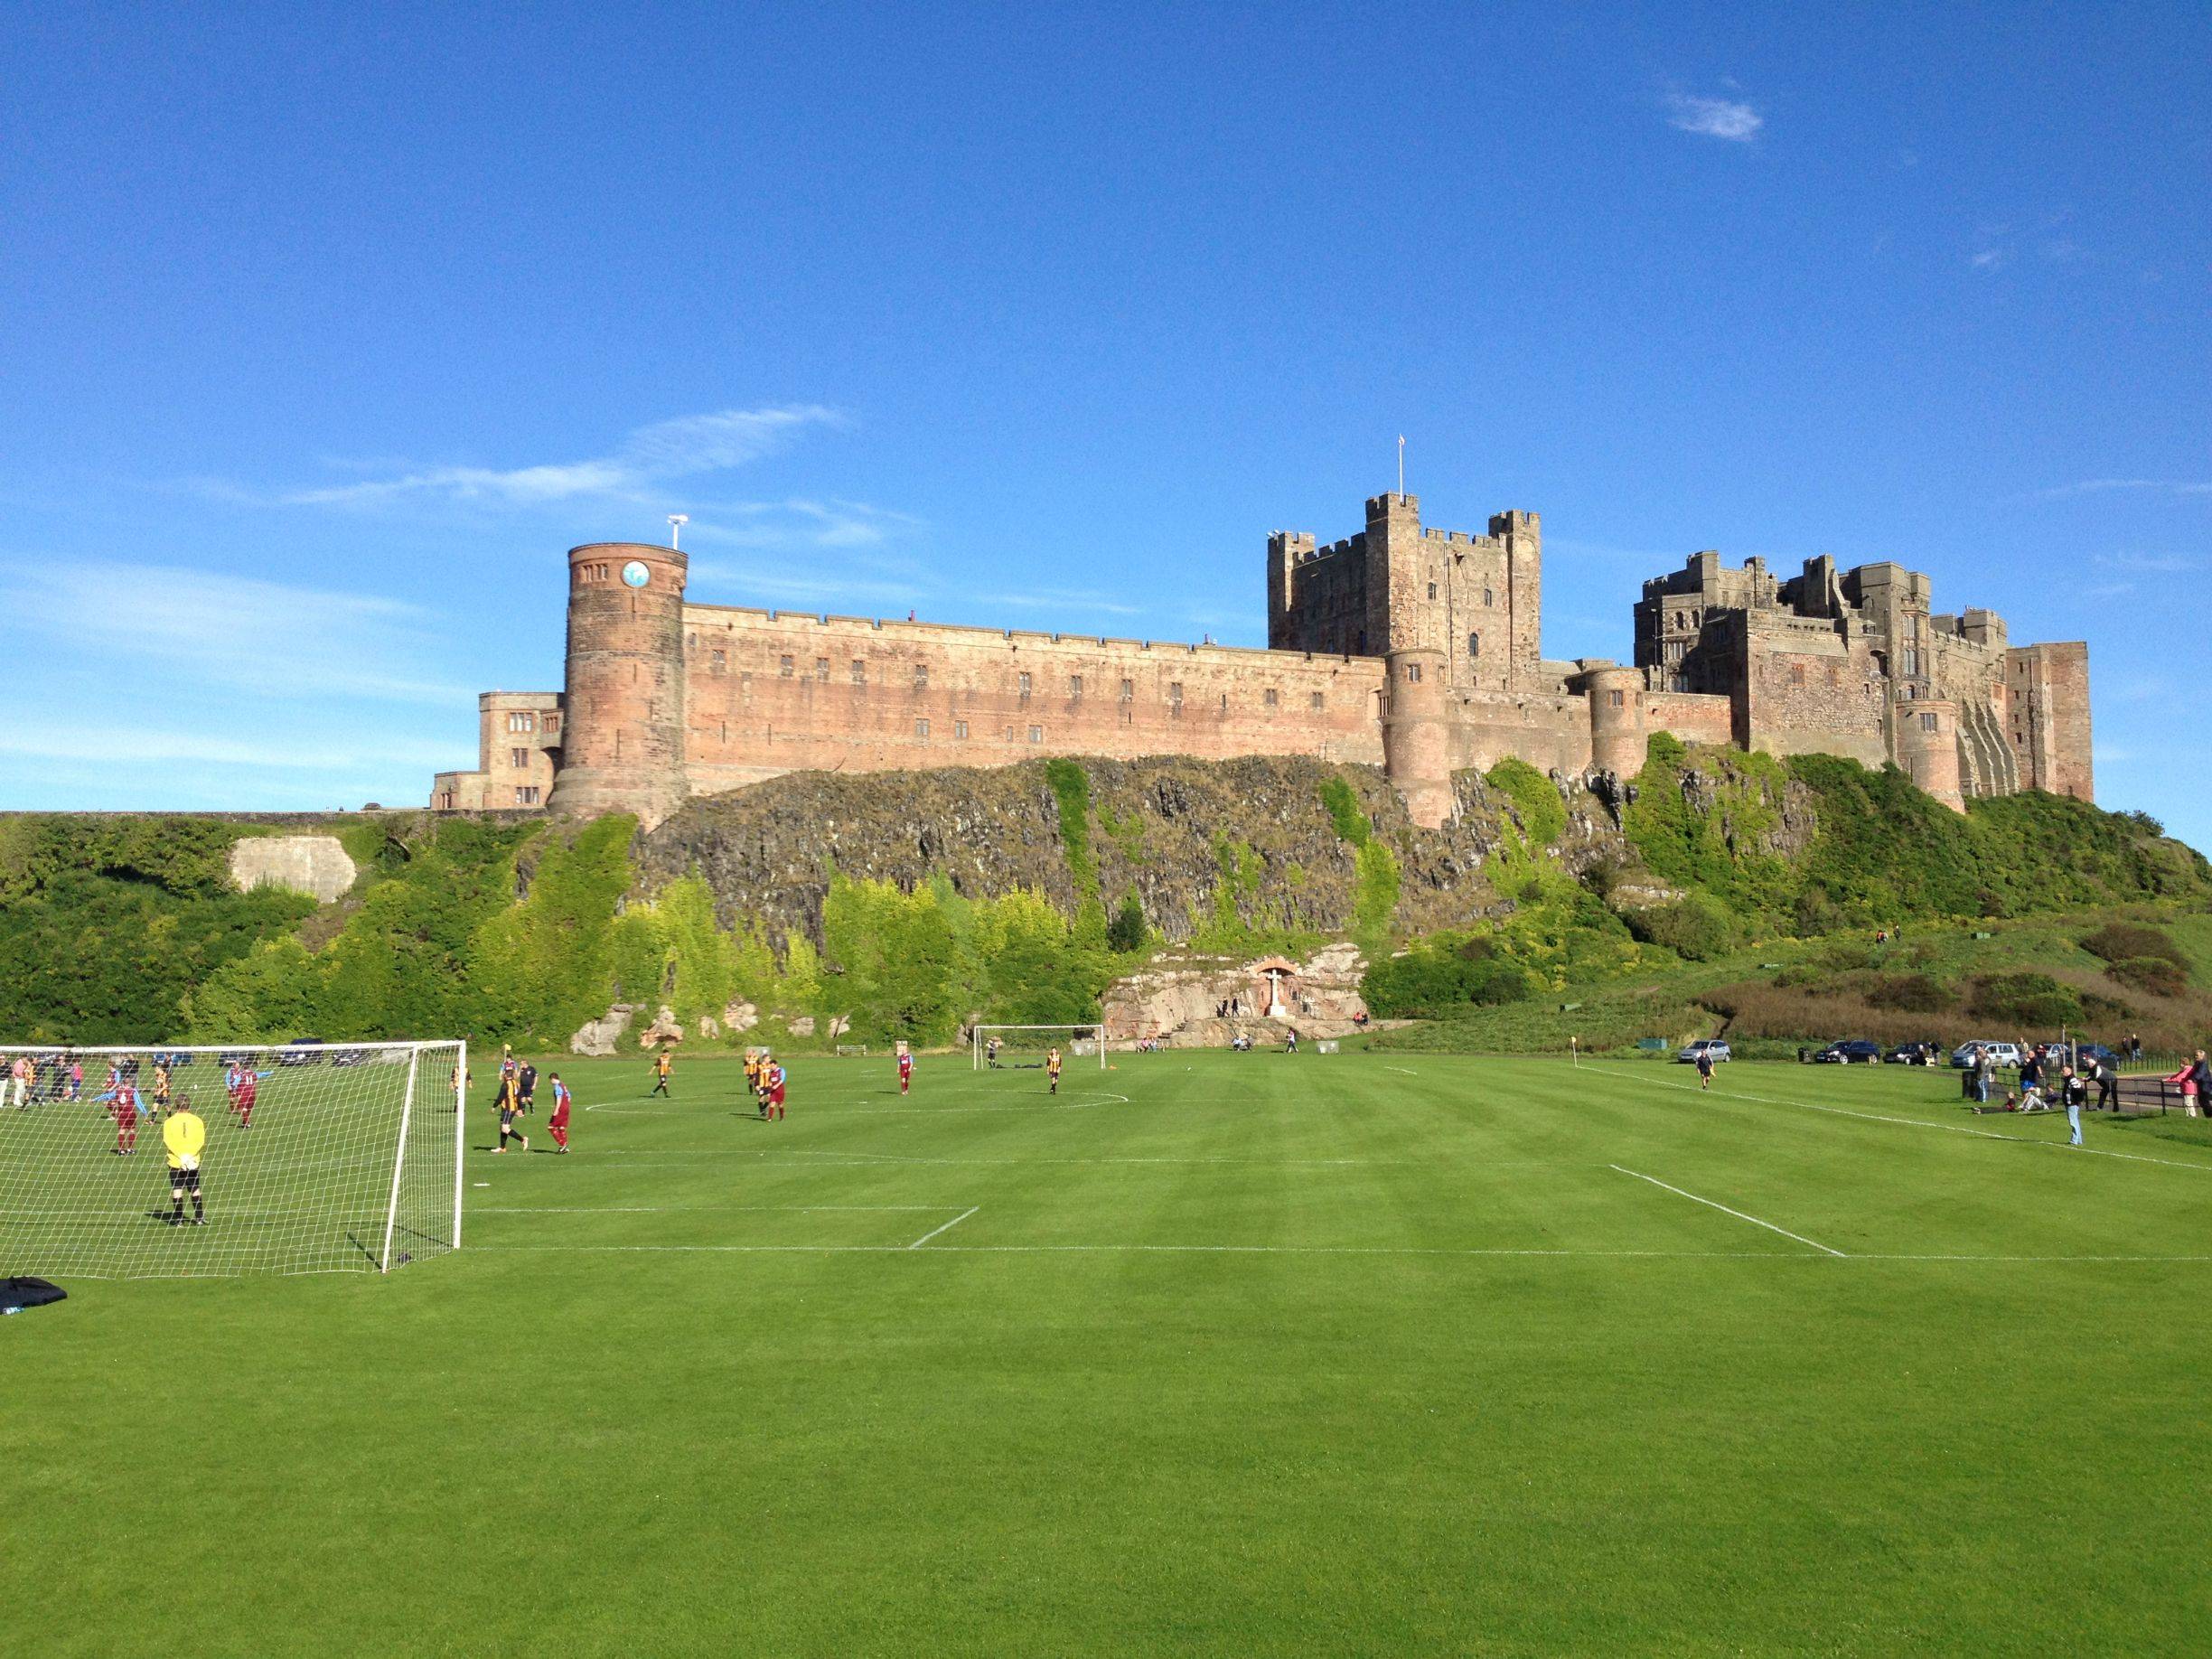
[970,1024,1109,1070]
[0,1040,464,1280]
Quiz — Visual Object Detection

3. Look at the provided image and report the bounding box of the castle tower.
[1489,510,1542,689]
[1365,492,1430,655]
[544,541,689,829]
[1382,645,1454,828]
[1579,665,1648,778]
[1893,698,1965,812]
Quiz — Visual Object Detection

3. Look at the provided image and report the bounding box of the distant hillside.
[2,739,2204,1052]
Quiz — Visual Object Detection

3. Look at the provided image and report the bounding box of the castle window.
[1608,690,1625,708]
[1017,671,1032,696]
[1920,712,1940,732]
[1467,631,1481,659]
[510,748,529,769]
[1405,662,1422,683]
[1310,691,1324,711]
[543,714,559,735]
[1484,587,1495,607]
[1789,664,1806,687]
[916,718,931,738]
[1028,725,1043,744]
[851,660,866,684]
[816,658,830,680]
[1069,674,1083,698]
[1263,688,1278,708]
[1901,648,1920,677]
[506,712,536,734]
[779,655,795,678]
[914,663,929,689]
[1168,682,1183,706]
[1220,692,1229,712]
[954,720,969,740]
[1428,582,1438,600]
[514,785,540,806]
[1120,679,1134,702]
[710,649,726,672]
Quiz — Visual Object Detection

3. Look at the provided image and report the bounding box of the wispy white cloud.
[1971,247,2008,271]
[0,724,455,772]
[2093,550,2203,574]
[681,498,921,553]
[0,558,466,705]
[2043,479,2212,501]
[1666,93,1762,142]
[280,406,841,508]
[995,588,1145,617]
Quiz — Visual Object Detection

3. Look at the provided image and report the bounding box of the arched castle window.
[1467,632,1481,659]
[1484,587,1494,606]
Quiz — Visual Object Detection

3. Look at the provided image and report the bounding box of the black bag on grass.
[3,1277,66,1313]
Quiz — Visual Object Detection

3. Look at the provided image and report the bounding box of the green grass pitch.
[11,1049,2211,1655]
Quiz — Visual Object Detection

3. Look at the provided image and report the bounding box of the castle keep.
[430,492,2093,830]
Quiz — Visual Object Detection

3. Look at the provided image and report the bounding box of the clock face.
[621,560,651,589]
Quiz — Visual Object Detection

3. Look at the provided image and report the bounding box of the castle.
[429,492,2092,830]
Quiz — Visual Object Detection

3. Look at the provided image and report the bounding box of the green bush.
[1865,973,1957,1013]
[2107,955,2189,998]
[1318,775,1372,847]
[1485,758,1566,848]
[1106,891,1148,954]
[2080,923,2187,971]
[1970,971,2082,1028]
[1621,895,1735,961]
[1364,945,1533,1017]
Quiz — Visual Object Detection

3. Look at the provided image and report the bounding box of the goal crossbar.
[0,1038,465,1280]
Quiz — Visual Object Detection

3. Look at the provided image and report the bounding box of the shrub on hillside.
[2107,955,2188,998]
[1106,891,1148,954]
[1364,946,1533,1017]
[1865,973,1956,1014]
[2079,923,2187,971]
[1621,895,1735,961]
[1970,971,2082,1028]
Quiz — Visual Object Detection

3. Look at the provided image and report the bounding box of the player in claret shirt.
[764,1060,787,1121]
[547,1073,573,1153]
[109,1077,140,1156]
[896,1045,914,1097]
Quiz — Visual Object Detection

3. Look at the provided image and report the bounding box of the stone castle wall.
[431,487,2095,830]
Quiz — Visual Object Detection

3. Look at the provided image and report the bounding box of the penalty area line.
[461,1242,2212,1261]
[907,1206,979,1249]
[1609,1164,1847,1257]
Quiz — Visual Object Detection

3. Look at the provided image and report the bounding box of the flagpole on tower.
[1397,436,1405,498]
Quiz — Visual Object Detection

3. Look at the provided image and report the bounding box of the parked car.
[1886,1042,1941,1065]
[1678,1038,1732,1064]
[2071,1043,2120,1068]
[330,1048,370,1068]
[1951,1040,2024,1070]
[278,1037,326,1067]
[1814,1039,1883,1064]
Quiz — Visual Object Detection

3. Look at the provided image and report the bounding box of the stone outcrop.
[570,1003,640,1057]
[639,1006,683,1048]
[1101,942,1381,1046]
[230,835,356,904]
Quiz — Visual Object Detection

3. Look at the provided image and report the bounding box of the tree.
[1107,891,1148,954]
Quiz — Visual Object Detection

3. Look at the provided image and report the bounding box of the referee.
[163,1093,207,1226]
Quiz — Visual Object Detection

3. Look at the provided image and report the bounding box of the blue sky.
[4,5,2207,845]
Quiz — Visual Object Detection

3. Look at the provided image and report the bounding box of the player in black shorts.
[493,1073,529,1154]
[517,1060,538,1116]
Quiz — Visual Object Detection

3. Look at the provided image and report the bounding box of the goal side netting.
[0,1041,464,1280]
[970,1025,1109,1070]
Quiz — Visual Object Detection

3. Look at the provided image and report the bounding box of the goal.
[0,1041,464,1280]
[970,1025,1108,1071]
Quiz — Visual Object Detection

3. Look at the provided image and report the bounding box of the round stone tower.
[544,541,689,829]
[1581,665,1647,777]
[1381,646,1455,828]
[1893,698,1965,813]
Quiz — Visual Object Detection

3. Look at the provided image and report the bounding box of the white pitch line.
[465,1242,2212,1261]
[1609,1164,1847,1257]
[1385,1066,1420,1076]
[1609,1066,2212,1175]
[469,1204,909,1215]
[907,1205,979,1249]
[589,1149,1414,1167]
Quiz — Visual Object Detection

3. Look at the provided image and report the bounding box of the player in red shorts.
[897,1045,914,1096]
[765,1061,787,1121]
[547,1073,573,1153]
[235,1068,258,1129]
[110,1079,139,1156]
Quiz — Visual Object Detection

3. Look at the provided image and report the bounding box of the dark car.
[330,1048,370,1068]
[278,1038,326,1067]
[1814,1039,1883,1064]
[2071,1043,2119,1068]
[1886,1042,1939,1065]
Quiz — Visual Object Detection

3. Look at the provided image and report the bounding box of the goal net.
[0,1041,463,1280]
[970,1025,1108,1071]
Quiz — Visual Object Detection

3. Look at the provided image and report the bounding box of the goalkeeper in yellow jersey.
[164,1094,208,1227]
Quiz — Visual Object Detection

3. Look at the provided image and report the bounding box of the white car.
[1951,1041,2023,1070]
